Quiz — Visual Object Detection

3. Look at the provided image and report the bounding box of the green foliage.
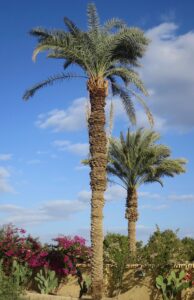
[104,233,129,296]
[11,260,32,288]
[143,227,187,275]
[108,128,187,190]
[35,267,58,294]
[0,260,22,300]
[156,270,190,300]
[182,237,194,262]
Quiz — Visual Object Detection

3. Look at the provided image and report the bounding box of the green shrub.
[104,233,129,296]
[144,227,187,275]
[0,260,22,300]
[12,260,32,288]
[35,267,58,294]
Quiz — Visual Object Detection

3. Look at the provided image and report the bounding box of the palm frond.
[106,67,148,95]
[63,17,80,36]
[111,81,136,124]
[128,89,154,127]
[87,3,100,32]
[103,18,126,32]
[23,73,87,100]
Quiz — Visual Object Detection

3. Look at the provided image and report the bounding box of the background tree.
[108,129,187,256]
[181,237,194,262]
[145,227,187,275]
[23,4,151,299]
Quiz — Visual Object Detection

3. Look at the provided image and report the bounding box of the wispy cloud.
[168,194,194,202]
[0,196,87,226]
[139,204,169,211]
[0,154,12,161]
[0,167,15,193]
[53,140,89,157]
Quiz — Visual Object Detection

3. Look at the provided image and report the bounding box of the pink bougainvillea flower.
[5,250,14,257]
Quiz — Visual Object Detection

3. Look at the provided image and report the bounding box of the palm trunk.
[125,187,138,256]
[87,78,108,300]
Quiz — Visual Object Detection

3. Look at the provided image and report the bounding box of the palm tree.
[23,4,151,299]
[107,129,187,255]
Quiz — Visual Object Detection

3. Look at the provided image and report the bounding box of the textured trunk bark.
[125,188,138,256]
[87,78,108,300]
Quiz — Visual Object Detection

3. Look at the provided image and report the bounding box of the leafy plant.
[0,260,22,300]
[104,233,129,296]
[35,267,58,294]
[144,227,187,275]
[156,270,191,300]
[11,260,32,288]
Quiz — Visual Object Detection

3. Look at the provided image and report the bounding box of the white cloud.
[105,185,126,201]
[76,185,126,203]
[42,200,86,218]
[53,140,89,156]
[139,204,168,210]
[0,197,87,226]
[141,22,194,132]
[138,191,161,199]
[36,98,88,132]
[168,194,194,201]
[77,190,91,203]
[136,110,167,132]
[0,154,12,161]
[0,204,23,213]
[0,167,14,193]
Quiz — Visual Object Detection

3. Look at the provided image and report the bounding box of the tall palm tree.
[23,4,151,299]
[107,129,187,255]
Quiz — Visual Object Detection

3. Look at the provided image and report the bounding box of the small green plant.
[35,267,58,294]
[156,270,191,300]
[104,233,128,297]
[12,260,32,288]
[0,260,22,300]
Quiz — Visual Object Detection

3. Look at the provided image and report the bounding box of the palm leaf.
[23,73,86,100]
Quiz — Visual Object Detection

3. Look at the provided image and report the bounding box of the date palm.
[23,4,151,299]
[108,129,186,255]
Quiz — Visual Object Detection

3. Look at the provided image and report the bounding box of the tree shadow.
[106,267,161,300]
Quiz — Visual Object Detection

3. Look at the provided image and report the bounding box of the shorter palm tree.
[107,128,187,255]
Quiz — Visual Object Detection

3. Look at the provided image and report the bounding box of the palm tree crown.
[23,3,152,125]
[108,128,186,189]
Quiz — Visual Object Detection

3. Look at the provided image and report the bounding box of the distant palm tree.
[23,4,151,299]
[108,129,187,255]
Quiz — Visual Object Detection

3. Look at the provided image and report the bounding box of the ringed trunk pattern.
[125,188,138,255]
[88,78,108,300]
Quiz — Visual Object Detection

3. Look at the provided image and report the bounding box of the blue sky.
[0,0,194,243]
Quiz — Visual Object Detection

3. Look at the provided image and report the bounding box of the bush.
[144,227,187,274]
[182,237,194,262]
[104,233,129,296]
[35,267,58,294]
[47,235,91,277]
[0,260,22,300]
[0,224,48,273]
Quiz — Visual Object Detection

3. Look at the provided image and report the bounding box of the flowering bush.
[0,225,90,279]
[47,235,91,277]
[0,225,48,273]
